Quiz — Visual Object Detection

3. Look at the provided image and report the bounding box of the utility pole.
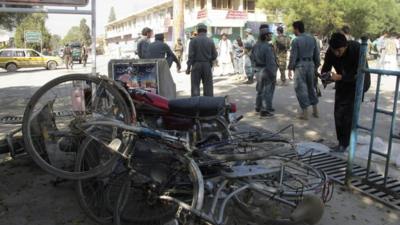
[173,0,184,43]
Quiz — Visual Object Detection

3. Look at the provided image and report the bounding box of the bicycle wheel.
[22,74,132,180]
[75,130,131,224]
[113,138,204,225]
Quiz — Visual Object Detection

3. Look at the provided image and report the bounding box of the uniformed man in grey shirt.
[186,23,218,96]
[243,28,256,84]
[251,26,278,117]
[288,21,320,120]
[136,27,153,59]
[145,33,181,70]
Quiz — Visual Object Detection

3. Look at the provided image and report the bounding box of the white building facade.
[105,0,269,57]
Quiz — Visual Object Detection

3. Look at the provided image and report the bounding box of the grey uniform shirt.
[145,40,179,67]
[288,33,320,70]
[137,37,150,59]
[187,33,217,68]
[251,41,278,76]
[244,35,256,47]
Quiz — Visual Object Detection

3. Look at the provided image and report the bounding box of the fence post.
[345,38,369,186]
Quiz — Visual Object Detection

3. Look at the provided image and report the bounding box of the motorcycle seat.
[168,96,226,117]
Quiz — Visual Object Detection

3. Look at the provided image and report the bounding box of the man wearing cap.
[288,21,320,120]
[243,28,256,84]
[174,38,184,71]
[145,33,181,70]
[274,26,291,85]
[251,25,278,117]
[321,32,370,152]
[186,23,218,96]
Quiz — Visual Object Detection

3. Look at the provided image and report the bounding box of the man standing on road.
[64,44,72,70]
[243,28,256,84]
[186,23,218,96]
[174,38,184,71]
[251,26,278,117]
[217,33,233,76]
[81,44,88,67]
[288,21,320,120]
[146,33,181,70]
[274,26,291,86]
[137,27,153,59]
[321,33,370,152]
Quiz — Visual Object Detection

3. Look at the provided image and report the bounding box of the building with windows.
[105,0,270,57]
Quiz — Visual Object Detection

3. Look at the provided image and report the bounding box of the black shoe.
[260,111,274,118]
[267,108,275,112]
[255,108,261,113]
[332,145,346,153]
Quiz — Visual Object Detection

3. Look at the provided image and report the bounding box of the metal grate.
[284,152,400,210]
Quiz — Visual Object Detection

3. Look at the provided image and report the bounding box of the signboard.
[0,0,89,6]
[24,31,41,43]
[197,9,207,19]
[226,10,248,19]
[111,62,159,94]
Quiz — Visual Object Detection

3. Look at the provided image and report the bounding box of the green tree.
[14,13,51,51]
[108,6,117,23]
[62,26,80,45]
[49,34,62,52]
[79,18,92,46]
[0,5,31,30]
[258,0,400,38]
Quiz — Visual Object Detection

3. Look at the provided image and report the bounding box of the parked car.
[0,48,63,72]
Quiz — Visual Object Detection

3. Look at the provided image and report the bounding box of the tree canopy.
[14,13,51,51]
[258,0,400,38]
[108,6,117,23]
[0,5,32,31]
[62,19,91,46]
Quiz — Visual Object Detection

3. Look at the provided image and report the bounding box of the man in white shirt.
[217,33,233,76]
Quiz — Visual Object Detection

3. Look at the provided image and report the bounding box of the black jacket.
[145,40,180,67]
[187,33,217,68]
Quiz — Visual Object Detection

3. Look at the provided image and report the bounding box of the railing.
[346,39,400,189]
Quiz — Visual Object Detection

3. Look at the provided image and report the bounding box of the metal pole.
[91,0,96,76]
[345,38,368,186]
[173,0,185,42]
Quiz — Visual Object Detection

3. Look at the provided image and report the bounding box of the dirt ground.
[0,55,400,224]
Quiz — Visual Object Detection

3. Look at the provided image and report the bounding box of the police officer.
[274,26,291,85]
[243,28,256,84]
[252,26,278,117]
[137,27,153,59]
[288,21,320,120]
[145,33,181,70]
[321,33,370,152]
[186,23,217,97]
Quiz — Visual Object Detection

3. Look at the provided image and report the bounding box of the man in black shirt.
[321,32,370,152]
[186,23,218,96]
[145,33,181,70]
[137,27,153,59]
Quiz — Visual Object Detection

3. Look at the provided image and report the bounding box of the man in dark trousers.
[186,23,217,96]
[321,32,370,152]
[136,27,153,59]
[288,21,320,120]
[251,26,278,117]
[145,33,181,70]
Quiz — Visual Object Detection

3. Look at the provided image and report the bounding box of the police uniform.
[321,40,370,149]
[187,24,218,96]
[251,30,278,113]
[137,37,150,59]
[274,34,291,83]
[146,34,180,68]
[243,29,256,82]
[288,33,320,110]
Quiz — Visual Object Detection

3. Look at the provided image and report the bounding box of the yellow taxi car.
[0,48,63,72]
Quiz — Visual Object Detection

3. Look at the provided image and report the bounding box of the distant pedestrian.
[273,26,291,85]
[377,32,388,64]
[251,26,278,117]
[217,33,233,76]
[81,44,88,67]
[288,21,320,120]
[186,23,218,96]
[174,38,184,71]
[341,25,354,41]
[64,44,72,69]
[243,28,256,84]
[136,27,153,59]
[232,37,244,75]
[145,33,181,70]
[396,35,400,55]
